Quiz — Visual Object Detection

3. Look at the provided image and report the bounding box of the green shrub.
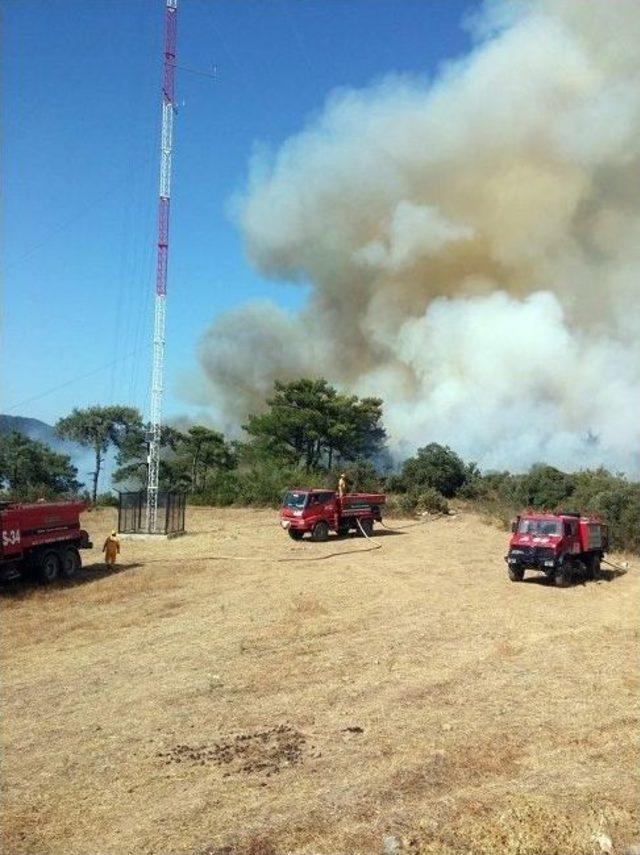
[472,495,517,531]
[189,463,325,508]
[458,476,487,500]
[482,470,513,491]
[189,470,240,507]
[384,473,407,493]
[398,492,418,515]
[415,488,450,515]
[495,473,522,506]
[585,485,640,553]
[401,443,467,497]
[514,464,575,510]
[382,495,400,516]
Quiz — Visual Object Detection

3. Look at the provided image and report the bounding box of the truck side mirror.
[511,520,517,533]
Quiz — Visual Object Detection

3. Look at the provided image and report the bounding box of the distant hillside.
[0,415,75,454]
[0,415,117,490]
[0,415,94,481]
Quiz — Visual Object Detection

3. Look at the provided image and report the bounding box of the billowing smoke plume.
[198,0,640,474]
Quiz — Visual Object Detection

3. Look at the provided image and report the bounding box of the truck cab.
[506,511,607,587]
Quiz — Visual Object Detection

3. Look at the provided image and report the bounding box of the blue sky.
[3,0,478,427]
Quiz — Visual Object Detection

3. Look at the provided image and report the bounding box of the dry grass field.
[1,507,638,855]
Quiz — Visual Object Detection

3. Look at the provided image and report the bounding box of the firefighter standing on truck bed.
[102,530,120,569]
[338,473,349,498]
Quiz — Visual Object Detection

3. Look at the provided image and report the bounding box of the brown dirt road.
[1,507,638,854]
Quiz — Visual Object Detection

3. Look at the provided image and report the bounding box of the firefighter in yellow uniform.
[102,530,120,569]
[338,473,348,499]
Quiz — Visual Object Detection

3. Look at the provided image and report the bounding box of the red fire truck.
[0,501,93,583]
[280,489,385,540]
[506,511,608,586]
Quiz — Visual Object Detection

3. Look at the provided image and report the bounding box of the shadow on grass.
[340,529,405,539]
[284,528,406,545]
[0,561,145,598]
[596,566,629,582]
[520,566,627,588]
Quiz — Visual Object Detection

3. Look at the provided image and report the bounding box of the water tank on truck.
[0,501,93,583]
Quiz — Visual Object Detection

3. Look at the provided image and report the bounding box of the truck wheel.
[60,546,81,579]
[38,551,61,584]
[554,565,571,587]
[288,529,303,541]
[311,521,329,542]
[585,555,601,580]
[357,518,374,537]
[508,566,524,582]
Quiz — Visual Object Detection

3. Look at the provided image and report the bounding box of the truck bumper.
[280,519,309,532]
[0,564,22,582]
[505,554,557,572]
[78,530,93,549]
[280,519,317,534]
[0,562,21,581]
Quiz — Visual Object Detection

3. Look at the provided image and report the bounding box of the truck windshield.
[518,518,561,536]
[282,491,308,510]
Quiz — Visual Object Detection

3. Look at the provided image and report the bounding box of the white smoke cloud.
[197,0,640,474]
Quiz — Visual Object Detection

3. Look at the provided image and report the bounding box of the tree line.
[0,380,386,502]
[1,377,638,551]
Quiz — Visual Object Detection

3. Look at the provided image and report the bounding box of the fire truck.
[280,489,385,541]
[506,511,608,587]
[0,501,93,583]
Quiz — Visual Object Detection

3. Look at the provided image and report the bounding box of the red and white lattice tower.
[147,0,177,533]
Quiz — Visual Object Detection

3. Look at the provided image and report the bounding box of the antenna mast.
[147,0,177,533]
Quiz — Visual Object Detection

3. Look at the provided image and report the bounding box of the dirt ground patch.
[158,725,306,777]
[1,507,638,854]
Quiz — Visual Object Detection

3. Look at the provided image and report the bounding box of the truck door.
[319,491,338,529]
[307,494,320,522]
[563,519,580,554]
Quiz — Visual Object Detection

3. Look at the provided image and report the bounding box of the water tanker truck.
[280,489,385,541]
[0,500,93,583]
[506,511,608,587]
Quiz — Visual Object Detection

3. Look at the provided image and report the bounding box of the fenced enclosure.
[118,491,186,536]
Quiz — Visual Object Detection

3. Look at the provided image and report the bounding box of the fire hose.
[129,515,436,567]
[601,557,630,573]
[272,515,434,561]
[138,517,389,565]
[200,518,383,563]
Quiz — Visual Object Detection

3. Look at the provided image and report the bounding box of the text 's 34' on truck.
[280,489,385,541]
[505,511,608,587]
[0,501,93,583]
